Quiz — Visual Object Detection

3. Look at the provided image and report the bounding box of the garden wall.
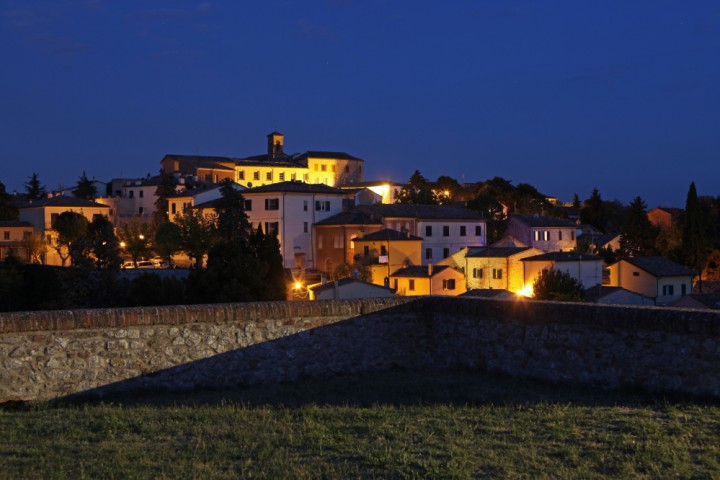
[2,297,720,403]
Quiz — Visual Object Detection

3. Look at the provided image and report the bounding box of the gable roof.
[355,228,422,242]
[583,285,654,303]
[670,293,720,310]
[19,196,109,209]
[617,256,695,277]
[509,214,577,228]
[490,235,528,248]
[390,265,450,278]
[295,151,364,162]
[460,289,517,299]
[314,210,384,226]
[466,247,532,258]
[308,277,395,294]
[243,181,348,195]
[521,252,602,262]
[356,204,484,220]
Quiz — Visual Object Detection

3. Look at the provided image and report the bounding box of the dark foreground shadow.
[47,369,720,411]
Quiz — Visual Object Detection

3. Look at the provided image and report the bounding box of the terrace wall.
[1,297,720,402]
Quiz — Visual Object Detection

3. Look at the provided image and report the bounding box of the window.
[51,213,59,227]
[443,226,450,237]
[244,199,252,211]
[663,285,675,296]
[266,171,272,181]
[543,231,550,241]
[238,170,245,180]
[334,235,343,248]
[409,279,415,291]
[632,271,640,276]
[253,171,260,181]
[129,190,134,198]
[303,222,308,233]
[303,174,309,182]
[331,165,336,173]
[314,164,319,172]
[425,248,433,260]
[380,245,387,256]
[393,279,398,290]
[291,173,296,181]
[558,231,563,241]
[425,225,432,237]
[139,190,144,198]
[443,248,450,258]
[315,200,331,211]
[171,203,177,214]
[321,164,327,172]
[23,232,30,240]
[443,279,456,290]
[475,225,482,236]
[460,226,466,236]
[364,246,369,256]
[345,165,350,173]
[139,207,144,216]
[473,267,483,278]
[493,268,503,279]
[303,200,308,211]
[279,172,285,181]
[3,232,9,240]
[534,231,540,242]
[265,198,279,210]
[571,231,575,240]
[265,222,279,235]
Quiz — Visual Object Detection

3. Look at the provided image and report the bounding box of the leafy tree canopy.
[394,170,438,205]
[532,268,585,301]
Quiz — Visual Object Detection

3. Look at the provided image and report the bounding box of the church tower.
[267,131,284,161]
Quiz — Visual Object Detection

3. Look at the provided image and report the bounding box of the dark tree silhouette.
[25,173,47,200]
[532,268,585,301]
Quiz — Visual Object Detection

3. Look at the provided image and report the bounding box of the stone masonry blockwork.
[1,297,720,402]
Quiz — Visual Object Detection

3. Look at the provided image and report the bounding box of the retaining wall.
[1,297,720,402]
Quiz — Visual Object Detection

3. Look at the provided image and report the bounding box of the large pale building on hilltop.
[160,132,364,189]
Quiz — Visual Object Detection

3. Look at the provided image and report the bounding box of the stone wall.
[2,297,720,403]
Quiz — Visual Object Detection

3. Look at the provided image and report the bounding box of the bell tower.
[267,131,284,161]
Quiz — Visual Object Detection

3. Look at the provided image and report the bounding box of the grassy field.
[1,370,719,479]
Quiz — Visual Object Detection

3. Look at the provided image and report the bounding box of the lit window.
[543,231,550,241]
[534,231,540,242]
[266,171,272,181]
[279,172,285,181]
[253,171,260,181]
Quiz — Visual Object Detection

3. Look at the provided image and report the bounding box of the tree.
[25,173,47,200]
[73,171,97,200]
[581,188,606,233]
[466,193,507,244]
[154,222,182,267]
[394,170,438,205]
[532,268,585,301]
[214,179,250,241]
[433,175,461,205]
[21,232,47,264]
[88,215,121,269]
[153,170,177,224]
[682,182,710,287]
[619,197,658,257]
[251,225,287,301]
[53,211,90,267]
[0,181,19,221]
[572,193,581,209]
[174,207,217,267]
[118,221,153,267]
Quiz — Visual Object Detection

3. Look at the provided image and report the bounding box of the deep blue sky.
[2,1,719,207]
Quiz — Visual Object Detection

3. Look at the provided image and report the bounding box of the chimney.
[428,262,433,276]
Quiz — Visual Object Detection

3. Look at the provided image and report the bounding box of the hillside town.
[0,132,718,311]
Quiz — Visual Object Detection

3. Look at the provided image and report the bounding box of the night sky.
[2,1,719,208]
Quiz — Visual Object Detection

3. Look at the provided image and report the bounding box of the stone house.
[389,264,467,297]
